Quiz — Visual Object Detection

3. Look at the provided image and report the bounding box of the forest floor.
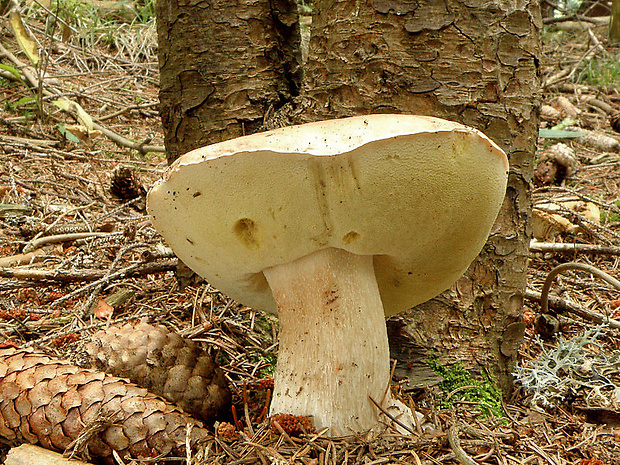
[1,5,620,465]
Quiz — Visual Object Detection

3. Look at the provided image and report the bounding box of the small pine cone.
[109,166,146,209]
[83,321,231,425]
[610,111,620,134]
[0,347,208,462]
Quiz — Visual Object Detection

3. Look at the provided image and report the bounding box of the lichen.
[514,325,620,410]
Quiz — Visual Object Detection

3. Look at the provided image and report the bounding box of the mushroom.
[147,114,509,434]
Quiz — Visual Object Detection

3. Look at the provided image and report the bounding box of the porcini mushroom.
[147,114,508,434]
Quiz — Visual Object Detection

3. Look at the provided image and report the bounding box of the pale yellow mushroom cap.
[147,114,508,316]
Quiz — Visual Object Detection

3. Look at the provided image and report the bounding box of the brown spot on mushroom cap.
[233,218,260,250]
[343,231,360,244]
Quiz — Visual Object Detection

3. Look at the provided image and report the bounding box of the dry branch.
[0,258,178,282]
[525,288,620,329]
[0,248,47,267]
[447,424,477,465]
[540,262,620,314]
[5,444,90,465]
[22,232,111,253]
[530,241,620,256]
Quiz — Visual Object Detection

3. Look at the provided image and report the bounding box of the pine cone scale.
[80,381,105,408]
[46,376,69,394]
[29,382,54,409]
[62,408,82,438]
[15,370,36,389]
[20,413,40,444]
[2,381,20,400]
[0,412,16,440]
[60,389,82,410]
[45,397,67,425]
[53,422,73,448]
[14,394,32,417]
[28,407,51,440]
[3,400,21,429]
[103,426,130,451]
[123,412,150,440]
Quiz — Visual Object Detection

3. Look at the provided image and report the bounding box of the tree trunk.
[298,0,540,393]
[156,0,302,163]
[610,0,620,42]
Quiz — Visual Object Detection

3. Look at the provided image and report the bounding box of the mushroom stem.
[263,247,413,434]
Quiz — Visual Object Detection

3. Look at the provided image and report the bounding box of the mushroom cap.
[147,114,508,316]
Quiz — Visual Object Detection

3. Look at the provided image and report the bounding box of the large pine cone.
[0,347,208,462]
[83,321,231,425]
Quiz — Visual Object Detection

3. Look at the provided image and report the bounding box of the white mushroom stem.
[263,247,414,434]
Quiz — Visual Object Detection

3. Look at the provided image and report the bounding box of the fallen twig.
[534,186,620,215]
[368,396,415,435]
[23,312,150,348]
[0,258,178,283]
[0,248,47,267]
[22,232,111,253]
[527,441,561,465]
[0,42,164,154]
[530,241,620,256]
[0,134,59,147]
[447,423,477,465]
[525,288,620,329]
[540,262,620,314]
[542,15,610,25]
[92,120,164,154]
[543,27,606,87]
[79,242,154,317]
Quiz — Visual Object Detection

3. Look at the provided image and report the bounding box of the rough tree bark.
[156,0,541,394]
[156,0,301,163]
[295,0,540,393]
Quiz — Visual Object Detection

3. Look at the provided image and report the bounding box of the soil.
[1,7,620,465]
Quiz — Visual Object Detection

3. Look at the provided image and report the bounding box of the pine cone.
[610,111,620,134]
[83,321,231,425]
[109,166,146,210]
[0,347,208,462]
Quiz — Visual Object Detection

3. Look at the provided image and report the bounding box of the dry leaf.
[93,298,114,319]
[61,22,72,43]
[8,10,39,66]
[532,199,600,241]
[65,124,102,142]
[540,104,561,122]
[53,98,94,130]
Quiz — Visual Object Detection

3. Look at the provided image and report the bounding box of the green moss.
[601,211,620,224]
[253,352,277,377]
[601,200,620,224]
[427,356,504,417]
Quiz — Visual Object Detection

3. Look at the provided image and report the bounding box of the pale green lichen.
[514,325,620,409]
